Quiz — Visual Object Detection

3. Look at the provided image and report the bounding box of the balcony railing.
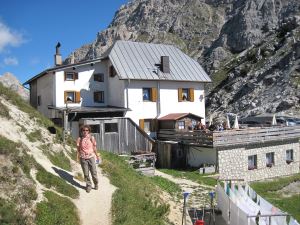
[157,125,300,147]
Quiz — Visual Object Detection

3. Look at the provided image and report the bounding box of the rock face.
[65,0,300,118]
[0,72,29,101]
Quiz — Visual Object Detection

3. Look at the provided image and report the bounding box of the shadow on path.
[52,166,85,189]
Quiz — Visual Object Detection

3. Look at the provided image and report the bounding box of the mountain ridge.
[65,0,300,117]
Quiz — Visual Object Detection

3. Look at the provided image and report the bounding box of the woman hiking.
[76,125,100,193]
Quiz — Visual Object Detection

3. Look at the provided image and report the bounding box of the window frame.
[65,91,75,103]
[143,88,151,101]
[286,149,294,164]
[94,91,104,103]
[178,121,185,130]
[104,123,118,133]
[94,73,104,82]
[248,155,257,170]
[37,95,41,106]
[266,152,275,167]
[64,72,78,81]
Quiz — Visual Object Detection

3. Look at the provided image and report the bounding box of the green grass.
[0,198,27,225]
[40,144,72,171]
[0,101,11,119]
[150,176,182,199]
[0,135,36,177]
[0,82,64,143]
[251,173,300,221]
[101,151,169,225]
[36,165,79,199]
[159,168,217,187]
[35,191,80,225]
[26,129,43,142]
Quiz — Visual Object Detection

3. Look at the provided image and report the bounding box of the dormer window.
[64,72,78,81]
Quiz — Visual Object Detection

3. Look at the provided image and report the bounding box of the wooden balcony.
[157,125,300,147]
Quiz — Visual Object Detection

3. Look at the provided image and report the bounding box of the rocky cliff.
[0,72,29,101]
[65,0,300,117]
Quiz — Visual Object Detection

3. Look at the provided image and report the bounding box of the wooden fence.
[157,125,300,147]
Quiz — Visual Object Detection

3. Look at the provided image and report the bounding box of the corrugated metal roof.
[108,41,211,82]
[158,113,203,121]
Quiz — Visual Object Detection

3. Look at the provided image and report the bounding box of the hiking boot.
[86,186,92,193]
[94,184,98,190]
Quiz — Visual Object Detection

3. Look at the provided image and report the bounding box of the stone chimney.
[161,56,170,73]
[54,42,62,66]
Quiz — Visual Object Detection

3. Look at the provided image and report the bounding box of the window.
[178,88,194,102]
[94,73,104,82]
[143,88,157,102]
[266,152,275,167]
[94,91,104,103]
[105,123,118,133]
[64,91,80,103]
[178,121,185,130]
[144,121,151,132]
[37,95,41,106]
[143,88,151,101]
[139,119,157,132]
[64,72,78,81]
[182,88,189,101]
[286,149,293,164]
[109,65,117,77]
[248,155,257,170]
[90,125,100,133]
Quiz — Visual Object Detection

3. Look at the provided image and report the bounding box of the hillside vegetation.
[0,82,174,225]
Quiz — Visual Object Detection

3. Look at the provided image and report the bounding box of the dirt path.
[0,98,116,225]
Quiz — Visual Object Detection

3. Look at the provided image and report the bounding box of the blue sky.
[0,0,128,84]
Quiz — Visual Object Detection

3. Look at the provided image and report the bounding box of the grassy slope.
[0,83,80,224]
[251,173,300,221]
[101,151,170,225]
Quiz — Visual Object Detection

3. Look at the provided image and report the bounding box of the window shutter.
[64,91,67,103]
[64,72,67,81]
[178,88,183,102]
[74,72,78,80]
[189,88,194,102]
[139,119,144,130]
[151,88,157,102]
[150,119,158,132]
[75,91,81,103]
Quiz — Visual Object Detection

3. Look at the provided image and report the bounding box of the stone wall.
[218,140,300,182]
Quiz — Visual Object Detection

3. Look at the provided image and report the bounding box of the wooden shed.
[79,117,154,155]
[158,113,203,131]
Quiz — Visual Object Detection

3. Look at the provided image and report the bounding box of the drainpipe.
[126,79,130,111]
[156,80,161,118]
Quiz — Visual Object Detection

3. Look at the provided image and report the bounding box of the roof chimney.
[161,56,170,73]
[54,42,62,66]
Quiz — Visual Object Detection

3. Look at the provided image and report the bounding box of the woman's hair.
[80,125,91,132]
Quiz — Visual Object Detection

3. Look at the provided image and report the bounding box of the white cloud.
[0,21,24,52]
[30,57,40,65]
[4,56,18,65]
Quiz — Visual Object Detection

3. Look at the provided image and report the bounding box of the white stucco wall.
[36,73,55,117]
[107,73,125,107]
[124,80,206,125]
[55,63,108,107]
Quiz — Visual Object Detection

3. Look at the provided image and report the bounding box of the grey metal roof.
[108,40,211,82]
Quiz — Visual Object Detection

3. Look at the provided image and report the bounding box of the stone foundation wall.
[218,141,299,182]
